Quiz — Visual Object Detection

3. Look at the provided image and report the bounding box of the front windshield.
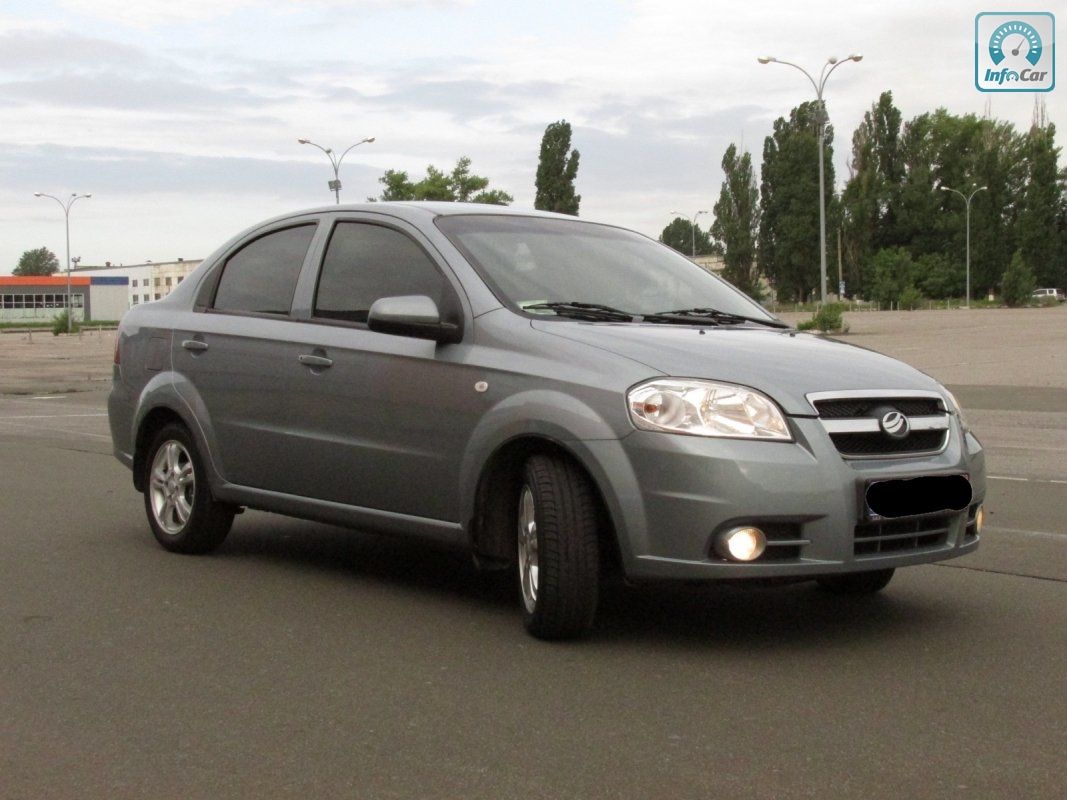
[436,214,774,320]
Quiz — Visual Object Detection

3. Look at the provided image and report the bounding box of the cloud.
[0,30,157,73]
[0,75,286,112]
[2,143,380,197]
[58,0,474,28]
[352,78,568,120]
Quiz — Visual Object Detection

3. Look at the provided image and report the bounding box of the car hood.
[533,321,943,416]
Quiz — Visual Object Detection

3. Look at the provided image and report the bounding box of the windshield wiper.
[643,307,791,329]
[523,301,637,322]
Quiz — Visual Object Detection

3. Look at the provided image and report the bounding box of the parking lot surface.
[1,309,1065,799]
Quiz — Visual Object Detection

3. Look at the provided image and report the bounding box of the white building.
[72,259,202,309]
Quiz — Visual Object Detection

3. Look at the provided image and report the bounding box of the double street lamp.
[34,192,92,333]
[940,185,987,309]
[298,137,375,204]
[758,53,862,304]
[670,209,709,257]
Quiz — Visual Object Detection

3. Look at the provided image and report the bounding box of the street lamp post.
[670,210,709,257]
[34,192,92,333]
[298,137,375,203]
[940,185,988,309]
[757,53,862,304]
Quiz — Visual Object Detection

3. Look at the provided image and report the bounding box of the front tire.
[817,568,895,595]
[518,454,599,640]
[143,423,234,554]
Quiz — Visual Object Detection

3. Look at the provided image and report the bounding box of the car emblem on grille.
[879,410,910,439]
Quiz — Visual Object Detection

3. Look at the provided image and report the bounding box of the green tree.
[14,247,60,276]
[1017,108,1064,287]
[534,120,581,215]
[914,252,964,300]
[659,217,714,257]
[759,101,837,302]
[371,157,513,205]
[1001,249,1035,306]
[710,144,761,298]
[377,170,416,201]
[841,91,904,295]
[868,247,917,307]
[895,110,1023,297]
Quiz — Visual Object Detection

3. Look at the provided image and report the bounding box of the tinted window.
[314,223,448,323]
[213,224,316,315]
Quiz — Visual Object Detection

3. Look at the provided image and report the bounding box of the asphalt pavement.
[2,320,1066,798]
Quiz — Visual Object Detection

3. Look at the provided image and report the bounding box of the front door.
[280,218,480,523]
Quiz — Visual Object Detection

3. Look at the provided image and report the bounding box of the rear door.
[171,219,323,490]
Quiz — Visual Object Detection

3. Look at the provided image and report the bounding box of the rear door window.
[313,222,448,324]
[212,224,316,315]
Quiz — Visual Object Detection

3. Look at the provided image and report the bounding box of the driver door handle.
[298,354,333,368]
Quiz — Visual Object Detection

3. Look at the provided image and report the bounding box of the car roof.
[195,202,604,274]
[262,201,577,227]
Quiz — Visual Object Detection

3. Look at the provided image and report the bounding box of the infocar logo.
[976,12,1055,92]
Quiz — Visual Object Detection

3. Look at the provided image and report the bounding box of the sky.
[1,0,1061,271]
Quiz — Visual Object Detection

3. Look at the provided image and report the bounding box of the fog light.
[974,504,986,534]
[715,527,767,562]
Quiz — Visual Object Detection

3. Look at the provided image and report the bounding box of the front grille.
[809,391,951,459]
[854,513,956,557]
[831,430,947,456]
[814,397,942,419]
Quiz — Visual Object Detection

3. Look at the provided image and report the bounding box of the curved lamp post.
[670,209,709,257]
[940,185,988,308]
[298,137,375,204]
[757,53,862,304]
[34,192,92,333]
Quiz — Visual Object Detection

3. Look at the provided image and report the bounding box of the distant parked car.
[108,203,986,639]
[1031,288,1065,303]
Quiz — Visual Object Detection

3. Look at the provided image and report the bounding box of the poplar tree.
[711,144,761,298]
[758,101,836,302]
[534,120,581,216]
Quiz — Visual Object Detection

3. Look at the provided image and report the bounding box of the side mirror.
[367,295,461,343]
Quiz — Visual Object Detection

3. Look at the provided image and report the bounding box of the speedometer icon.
[989,20,1043,66]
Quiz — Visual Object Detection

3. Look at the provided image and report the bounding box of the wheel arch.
[467,434,623,576]
[132,406,190,492]
[131,374,223,494]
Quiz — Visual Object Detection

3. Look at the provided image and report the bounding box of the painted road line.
[988,444,1067,453]
[0,421,112,440]
[986,525,1066,540]
[988,475,1067,485]
[0,413,108,420]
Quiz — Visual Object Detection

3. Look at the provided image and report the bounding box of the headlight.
[942,387,968,430]
[628,379,792,440]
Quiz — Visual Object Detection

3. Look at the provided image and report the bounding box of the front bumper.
[582,416,985,582]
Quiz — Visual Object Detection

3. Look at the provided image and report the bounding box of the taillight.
[113,336,121,365]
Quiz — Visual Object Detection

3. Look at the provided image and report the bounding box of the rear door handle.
[298,354,333,368]
[181,339,209,352]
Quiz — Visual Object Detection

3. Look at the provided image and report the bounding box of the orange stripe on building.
[0,276,91,286]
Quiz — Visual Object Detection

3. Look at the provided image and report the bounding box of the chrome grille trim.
[806,388,947,414]
[806,390,952,459]
[821,415,950,434]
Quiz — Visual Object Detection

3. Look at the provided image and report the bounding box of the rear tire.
[817,568,895,595]
[517,454,600,640]
[143,423,234,554]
